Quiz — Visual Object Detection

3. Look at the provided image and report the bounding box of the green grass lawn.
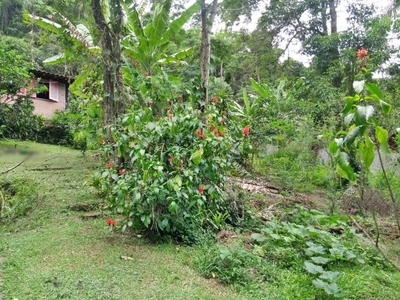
[1,140,400,300]
[0,140,242,300]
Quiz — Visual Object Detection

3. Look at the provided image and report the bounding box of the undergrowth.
[0,178,38,221]
[193,206,398,299]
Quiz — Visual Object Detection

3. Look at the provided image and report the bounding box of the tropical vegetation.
[1,0,400,299]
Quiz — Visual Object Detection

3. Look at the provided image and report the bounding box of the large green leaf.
[28,14,63,35]
[343,125,366,147]
[160,2,200,45]
[43,54,66,65]
[342,98,354,114]
[353,80,365,94]
[336,151,356,181]
[365,82,383,99]
[250,78,270,98]
[329,140,339,155]
[379,100,392,115]
[375,126,390,153]
[355,105,374,125]
[145,1,170,47]
[304,261,324,274]
[313,279,342,297]
[190,148,204,165]
[344,113,354,126]
[158,47,195,64]
[124,3,146,39]
[360,134,375,170]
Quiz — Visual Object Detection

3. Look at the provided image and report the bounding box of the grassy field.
[0,140,242,300]
[0,140,400,300]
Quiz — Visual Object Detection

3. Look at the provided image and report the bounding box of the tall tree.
[91,0,125,132]
[199,0,261,103]
[200,0,218,104]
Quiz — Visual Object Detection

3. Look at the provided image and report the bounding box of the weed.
[0,178,38,221]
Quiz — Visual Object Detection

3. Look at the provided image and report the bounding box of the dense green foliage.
[94,101,248,242]
[2,1,400,299]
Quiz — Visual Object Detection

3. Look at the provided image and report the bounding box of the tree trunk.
[329,0,340,87]
[200,0,209,106]
[329,0,337,34]
[91,0,125,135]
[321,2,328,35]
[200,0,218,106]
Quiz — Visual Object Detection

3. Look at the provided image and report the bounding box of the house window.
[35,79,58,101]
[36,81,50,99]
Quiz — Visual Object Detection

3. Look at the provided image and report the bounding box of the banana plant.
[26,12,99,65]
[229,78,272,125]
[122,0,200,75]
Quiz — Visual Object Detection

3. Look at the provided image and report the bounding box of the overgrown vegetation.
[1,0,400,299]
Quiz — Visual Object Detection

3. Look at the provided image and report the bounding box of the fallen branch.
[0,190,4,217]
[350,216,400,272]
[0,153,33,174]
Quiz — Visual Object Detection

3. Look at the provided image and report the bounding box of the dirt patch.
[231,177,280,195]
[341,187,393,216]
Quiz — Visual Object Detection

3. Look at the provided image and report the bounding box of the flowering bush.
[94,102,245,242]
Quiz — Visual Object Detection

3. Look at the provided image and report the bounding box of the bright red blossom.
[243,126,250,135]
[357,47,368,59]
[196,129,206,139]
[144,72,149,77]
[118,169,126,175]
[106,162,113,168]
[211,97,218,103]
[106,218,116,226]
[198,186,205,194]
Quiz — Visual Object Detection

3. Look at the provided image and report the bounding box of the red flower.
[357,47,368,59]
[198,186,205,194]
[106,162,113,168]
[211,97,218,103]
[168,154,174,165]
[243,126,250,135]
[118,169,126,175]
[144,72,149,77]
[106,218,116,226]
[196,129,206,139]
[213,128,220,136]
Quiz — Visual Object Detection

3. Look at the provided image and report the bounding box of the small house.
[17,70,73,118]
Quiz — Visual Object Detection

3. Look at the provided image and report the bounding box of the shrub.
[0,178,38,221]
[0,97,73,146]
[94,101,246,242]
[0,97,43,140]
